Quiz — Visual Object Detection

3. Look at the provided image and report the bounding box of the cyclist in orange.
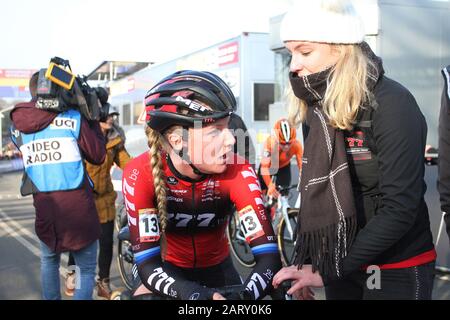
[258,119,303,199]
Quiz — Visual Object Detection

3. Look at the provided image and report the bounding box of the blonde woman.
[122,70,281,300]
[273,0,436,300]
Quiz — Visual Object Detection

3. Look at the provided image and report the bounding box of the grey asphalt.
[0,169,449,300]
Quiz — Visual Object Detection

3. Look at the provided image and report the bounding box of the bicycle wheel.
[115,202,126,232]
[117,239,135,290]
[277,211,298,266]
[226,211,256,268]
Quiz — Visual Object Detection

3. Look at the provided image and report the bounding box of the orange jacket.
[260,136,303,188]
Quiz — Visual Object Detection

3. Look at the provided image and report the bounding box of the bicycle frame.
[277,194,294,240]
[271,186,299,238]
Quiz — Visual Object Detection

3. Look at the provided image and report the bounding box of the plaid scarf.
[291,42,382,279]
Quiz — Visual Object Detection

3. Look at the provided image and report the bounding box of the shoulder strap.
[355,95,379,154]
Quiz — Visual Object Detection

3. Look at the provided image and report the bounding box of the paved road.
[0,170,449,300]
[0,170,258,300]
[0,171,125,300]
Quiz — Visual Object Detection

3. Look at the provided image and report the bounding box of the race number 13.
[238,205,264,242]
[138,208,160,242]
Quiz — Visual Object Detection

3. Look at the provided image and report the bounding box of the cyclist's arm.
[122,156,216,300]
[230,163,282,300]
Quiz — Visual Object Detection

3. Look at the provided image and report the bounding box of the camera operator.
[10,70,106,300]
[438,65,450,243]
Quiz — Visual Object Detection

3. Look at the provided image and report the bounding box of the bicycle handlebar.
[215,284,249,300]
[269,176,298,193]
[126,281,292,300]
[277,184,298,193]
[266,184,298,207]
[214,281,292,300]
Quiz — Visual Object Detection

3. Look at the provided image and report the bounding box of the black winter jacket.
[438,65,450,241]
[339,75,435,276]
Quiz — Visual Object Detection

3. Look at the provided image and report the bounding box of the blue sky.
[2,0,293,75]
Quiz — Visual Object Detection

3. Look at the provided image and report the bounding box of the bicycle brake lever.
[216,285,247,300]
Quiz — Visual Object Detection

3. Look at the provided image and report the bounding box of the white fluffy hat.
[280,0,365,44]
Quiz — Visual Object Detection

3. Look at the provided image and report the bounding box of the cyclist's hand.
[267,182,280,199]
[212,292,226,300]
[292,284,315,300]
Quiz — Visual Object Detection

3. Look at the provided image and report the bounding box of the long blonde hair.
[288,44,376,130]
[145,126,168,232]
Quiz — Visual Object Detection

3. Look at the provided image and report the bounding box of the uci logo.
[51,118,76,130]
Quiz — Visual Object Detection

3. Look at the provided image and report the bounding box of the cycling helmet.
[274,119,296,144]
[144,70,236,133]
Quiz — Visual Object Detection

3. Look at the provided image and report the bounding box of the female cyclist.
[122,70,281,300]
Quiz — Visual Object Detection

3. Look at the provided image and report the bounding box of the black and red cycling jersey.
[122,151,281,300]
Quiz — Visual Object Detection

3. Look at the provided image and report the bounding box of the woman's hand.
[292,284,315,300]
[212,292,226,300]
[272,265,324,296]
